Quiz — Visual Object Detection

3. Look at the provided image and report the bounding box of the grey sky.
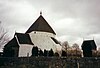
[0,0,100,50]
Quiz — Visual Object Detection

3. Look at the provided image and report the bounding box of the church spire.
[40,11,42,15]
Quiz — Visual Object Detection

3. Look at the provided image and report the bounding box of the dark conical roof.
[26,15,56,35]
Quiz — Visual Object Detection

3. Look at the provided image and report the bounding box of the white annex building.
[5,12,61,57]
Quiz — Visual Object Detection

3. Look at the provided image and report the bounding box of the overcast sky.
[0,0,100,50]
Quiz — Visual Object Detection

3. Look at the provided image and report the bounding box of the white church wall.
[18,44,33,57]
[30,31,55,37]
[29,31,58,52]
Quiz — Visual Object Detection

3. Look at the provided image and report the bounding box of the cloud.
[49,0,100,47]
[0,0,100,51]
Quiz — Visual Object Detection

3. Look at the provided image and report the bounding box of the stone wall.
[0,57,100,68]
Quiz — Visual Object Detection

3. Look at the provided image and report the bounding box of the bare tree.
[62,41,69,50]
[72,43,82,57]
[0,21,10,51]
[72,43,79,50]
[61,41,70,56]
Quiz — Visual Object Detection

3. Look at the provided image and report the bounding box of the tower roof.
[81,40,97,50]
[26,14,56,35]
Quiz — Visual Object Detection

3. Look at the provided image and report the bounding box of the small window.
[34,32,36,34]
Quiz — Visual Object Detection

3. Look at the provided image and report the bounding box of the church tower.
[26,12,60,52]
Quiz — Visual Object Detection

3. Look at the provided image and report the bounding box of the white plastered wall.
[29,31,58,52]
[18,44,33,57]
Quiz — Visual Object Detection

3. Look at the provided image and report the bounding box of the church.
[3,12,61,57]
